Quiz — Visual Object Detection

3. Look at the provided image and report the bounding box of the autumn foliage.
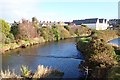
[16,19,38,40]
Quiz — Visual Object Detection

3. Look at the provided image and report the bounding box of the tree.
[16,19,38,40]
[0,19,15,43]
[0,19,10,36]
[10,21,19,37]
[32,17,39,28]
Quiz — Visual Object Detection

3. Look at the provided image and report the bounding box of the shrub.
[40,27,55,41]
[0,69,20,78]
[33,65,52,78]
[20,65,31,78]
[92,30,118,42]
[107,66,120,79]
[0,65,64,79]
[73,26,92,36]
[52,28,60,41]
[0,32,6,44]
[77,37,117,67]
[5,38,11,44]
[0,19,11,36]
[60,28,71,39]
[7,33,15,43]
[33,65,64,78]
[64,26,70,31]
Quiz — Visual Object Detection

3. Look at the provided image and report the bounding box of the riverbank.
[1,35,91,54]
[1,34,92,54]
[1,21,92,54]
[91,30,119,42]
[2,37,83,79]
[0,37,46,54]
[0,65,64,79]
[76,30,120,79]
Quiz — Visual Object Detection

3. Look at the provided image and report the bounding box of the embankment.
[76,30,120,79]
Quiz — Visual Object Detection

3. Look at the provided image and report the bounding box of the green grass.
[0,43,3,48]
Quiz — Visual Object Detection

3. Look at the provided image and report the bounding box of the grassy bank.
[0,37,45,53]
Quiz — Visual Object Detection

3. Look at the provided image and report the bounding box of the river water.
[2,38,84,78]
[110,38,120,46]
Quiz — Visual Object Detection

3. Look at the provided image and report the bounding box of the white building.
[73,18,109,30]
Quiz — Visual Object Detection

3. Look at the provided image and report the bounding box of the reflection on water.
[2,38,84,78]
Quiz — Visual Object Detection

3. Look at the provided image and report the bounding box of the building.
[58,22,68,26]
[39,21,69,28]
[108,19,120,27]
[73,18,108,30]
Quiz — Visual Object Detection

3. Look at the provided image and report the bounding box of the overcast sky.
[0,0,119,23]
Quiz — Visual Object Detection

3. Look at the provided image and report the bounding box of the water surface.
[110,38,120,46]
[2,38,84,78]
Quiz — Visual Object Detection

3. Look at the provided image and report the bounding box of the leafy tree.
[10,22,19,37]
[32,17,39,28]
[32,17,38,23]
[52,28,60,41]
[0,19,15,44]
[0,19,10,36]
[0,31,6,43]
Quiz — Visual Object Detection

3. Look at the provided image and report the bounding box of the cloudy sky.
[0,0,119,23]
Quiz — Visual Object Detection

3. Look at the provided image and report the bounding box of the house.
[40,21,52,27]
[57,22,68,26]
[73,18,108,30]
[108,19,120,27]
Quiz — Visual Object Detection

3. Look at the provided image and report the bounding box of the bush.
[92,30,118,42]
[52,28,60,41]
[64,26,70,31]
[7,33,15,43]
[73,26,92,36]
[0,65,64,79]
[5,38,11,44]
[0,31,6,44]
[77,37,117,67]
[40,27,55,41]
[0,19,11,36]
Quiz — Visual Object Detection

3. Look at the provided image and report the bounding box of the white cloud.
[0,0,42,22]
[0,0,119,22]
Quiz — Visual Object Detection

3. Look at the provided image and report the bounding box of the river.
[109,38,120,46]
[2,38,84,79]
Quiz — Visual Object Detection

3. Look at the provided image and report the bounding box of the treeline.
[0,17,92,53]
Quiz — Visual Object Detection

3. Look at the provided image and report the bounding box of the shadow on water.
[2,38,85,79]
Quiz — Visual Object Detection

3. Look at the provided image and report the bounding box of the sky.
[0,0,120,23]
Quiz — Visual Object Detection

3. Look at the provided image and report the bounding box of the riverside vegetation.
[0,18,91,53]
[0,65,64,79]
[76,29,120,79]
[0,17,91,79]
[1,17,120,79]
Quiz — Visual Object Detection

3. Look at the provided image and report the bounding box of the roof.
[73,18,106,25]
